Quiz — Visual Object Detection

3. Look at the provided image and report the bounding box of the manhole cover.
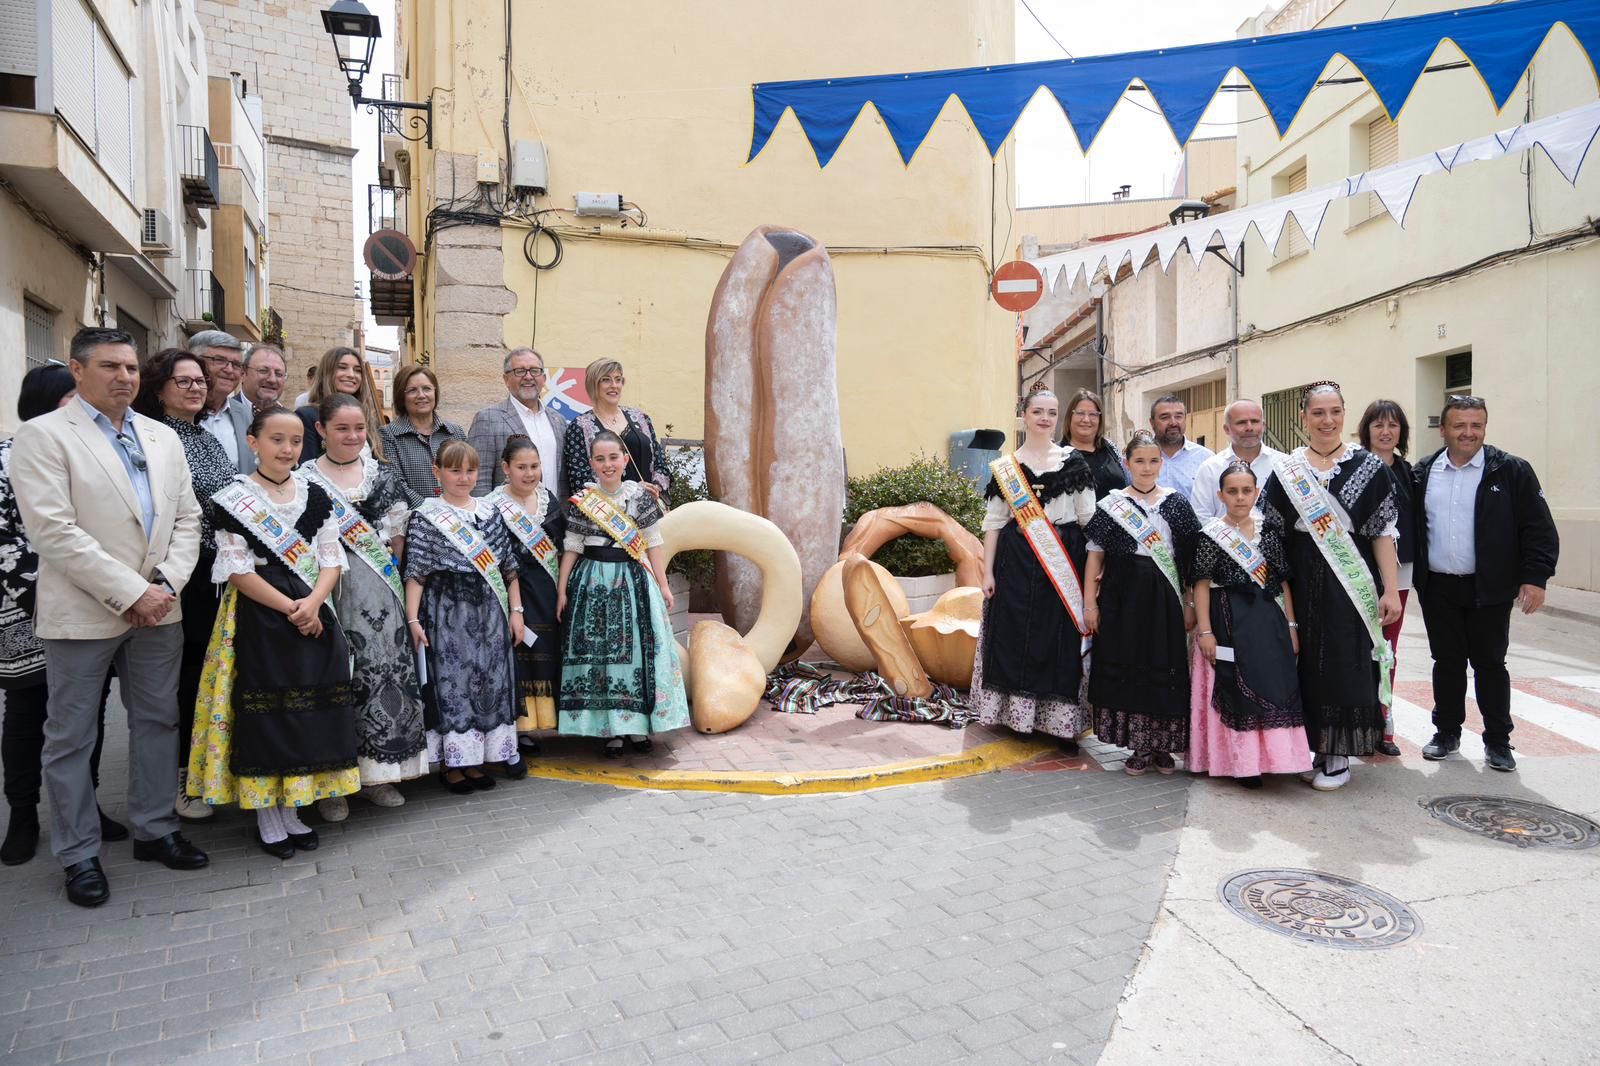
[1422,795,1600,850]
[1219,868,1420,950]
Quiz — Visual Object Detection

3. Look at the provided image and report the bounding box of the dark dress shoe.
[1421,733,1460,760]
[517,735,541,755]
[132,832,209,870]
[464,770,497,791]
[256,832,296,860]
[286,828,319,851]
[98,808,130,842]
[1484,744,1517,772]
[64,859,110,908]
[1056,737,1080,756]
[504,756,528,780]
[2,807,40,866]
[628,736,654,754]
[1238,775,1264,790]
[439,771,475,795]
[1376,739,1402,757]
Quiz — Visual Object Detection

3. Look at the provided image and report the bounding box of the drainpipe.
[1228,255,1241,402]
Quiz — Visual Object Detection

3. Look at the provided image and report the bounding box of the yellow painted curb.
[525,736,1054,795]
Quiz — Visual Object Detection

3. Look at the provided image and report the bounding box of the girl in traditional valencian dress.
[188,408,359,859]
[403,440,527,792]
[557,431,688,756]
[974,389,1097,752]
[1189,461,1312,788]
[1260,382,1402,792]
[487,436,566,754]
[300,394,427,821]
[1083,431,1201,776]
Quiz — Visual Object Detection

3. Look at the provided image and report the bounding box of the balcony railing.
[184,269,226,333]
[380,74,403,135]
[369,184,410,235]
[178,125,220,208]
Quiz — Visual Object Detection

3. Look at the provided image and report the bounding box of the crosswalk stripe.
[1507,689,1600,751]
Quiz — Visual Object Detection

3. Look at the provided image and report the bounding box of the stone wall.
[195,0,357,377]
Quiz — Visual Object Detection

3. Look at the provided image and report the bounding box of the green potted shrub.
[661,434,714,633]
[843,454,984,612]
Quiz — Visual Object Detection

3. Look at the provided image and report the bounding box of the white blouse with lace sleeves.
[212,530,258,581]
[981,495,1010,533]
[379,498,410,542]
[984,448,1095,532]
[313,515,345,570]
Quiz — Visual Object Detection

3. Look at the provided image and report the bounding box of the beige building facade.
[389,0,1020,473]
[197,0,356,371]
[1232,0,1600,589]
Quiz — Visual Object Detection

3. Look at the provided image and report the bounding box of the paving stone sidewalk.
[1,765,1187,1066]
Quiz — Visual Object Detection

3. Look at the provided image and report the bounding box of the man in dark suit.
[468,347,567,496]
[189,330,255,474]
[1414,395,1559,772]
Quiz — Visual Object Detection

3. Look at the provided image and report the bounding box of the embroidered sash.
[989,454,1086,633]
[417,499,510,618]
[1202,518,1271,590]
[572,487,649,564]
[213,480,322,594]
[1274,453,1393,706]
[300,466,404,605]
[490,489,560,582]
[1099,492,1184,603]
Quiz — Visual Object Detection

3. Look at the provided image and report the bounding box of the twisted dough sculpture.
[839,502,985,589]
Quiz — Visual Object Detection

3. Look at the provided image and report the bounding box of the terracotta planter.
[894,572,958,616]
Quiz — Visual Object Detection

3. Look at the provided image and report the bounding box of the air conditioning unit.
[141,209,175,256]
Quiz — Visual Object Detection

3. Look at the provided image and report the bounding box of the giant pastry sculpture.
[838,502,985,589]
[705,226,845,660]
[841,554,932,699]
[808,557,910,673]
[899,587,982,689]
[688,621,767,734]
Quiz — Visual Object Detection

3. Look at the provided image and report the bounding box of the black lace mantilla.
[984,450,1095,504]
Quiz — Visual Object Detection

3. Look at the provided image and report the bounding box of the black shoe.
[1238,775,1264,790]
[285,828,319,852]
[463,770,497,791]
[132,832,209,870]
[98,807,129,842]
[1056,737,1080,756]
[603,739,624,759]
[1421,733,1460,760]
[440,771,475,795]
[1,806,40,866]
[628,736,654,754]
[1376,740,1402,757]
[517,735,541,755]
[255,832,295,860]
[1484,744,1517,772]
[64,858,110,908]
[504,756,528,780]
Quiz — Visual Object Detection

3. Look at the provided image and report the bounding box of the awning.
[1025,98,1600,290]
[747,0,1600,166]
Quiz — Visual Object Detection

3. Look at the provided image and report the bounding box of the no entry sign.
[990,260,1044,313]
[364,229,418,280]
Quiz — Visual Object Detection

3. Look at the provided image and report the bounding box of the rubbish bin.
[949,429,1007,488]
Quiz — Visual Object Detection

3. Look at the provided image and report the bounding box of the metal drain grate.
[1422,795,1600,850]
[1219,868,1421,950]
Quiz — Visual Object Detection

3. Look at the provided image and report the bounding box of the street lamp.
[319,0,433,146]
[1168,200,1211,226]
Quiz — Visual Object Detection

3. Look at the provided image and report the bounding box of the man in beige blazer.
[11,328,209,907]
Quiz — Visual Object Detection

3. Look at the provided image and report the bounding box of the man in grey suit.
[11,328,209,908]
[189,329,256,474]
[468,347,568,496]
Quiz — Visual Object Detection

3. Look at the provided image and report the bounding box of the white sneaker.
[1311,761,1351,791]
[1298,757,1325,784]
[175,790,213,820]
[318,796,349,822]
[363,784,405,808]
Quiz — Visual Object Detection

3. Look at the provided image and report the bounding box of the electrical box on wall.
[574,192,624,216]
[476,149,499,185]
[510,139,549,194]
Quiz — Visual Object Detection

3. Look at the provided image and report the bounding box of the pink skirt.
[1188,642,1313,778]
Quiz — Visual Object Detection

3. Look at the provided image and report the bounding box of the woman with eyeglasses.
[133,349,238,822]
[296,347,387,465]
[559,359,672,502]
[1064,389,1128,500]
[1358,399,1413,758]
[1,365,124,865]
[380,365,466,499]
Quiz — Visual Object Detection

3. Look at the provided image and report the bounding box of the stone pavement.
[1,762,1188,1065]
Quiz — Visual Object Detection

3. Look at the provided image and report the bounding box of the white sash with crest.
[299,464,405,605]
[989,454,1086,633]
[1274,452,1393,706]
[572,486,650,565]
[490,488,560,583]
[1099,492,1184,603]
[416,500,510,618]
[213,480,322,594]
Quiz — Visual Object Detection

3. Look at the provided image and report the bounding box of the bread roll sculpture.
[706,227,845,660]
[899,586,982,689]
[839,503,985,589]
[841,554,932,699]
[688,620,767,734]
[809,557,910,673]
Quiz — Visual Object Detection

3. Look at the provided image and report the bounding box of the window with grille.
[116,307,150,359]
[1262,382,1313,452]
[1354,115,1399,226]
[24,296,56,367]
[1279,165,1309,260]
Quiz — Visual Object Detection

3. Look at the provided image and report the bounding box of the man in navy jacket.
[1413,395,1559,772]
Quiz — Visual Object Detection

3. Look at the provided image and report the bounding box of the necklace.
[255,470,292,487]
[323,453,362,467]
[1308,442,1344,460]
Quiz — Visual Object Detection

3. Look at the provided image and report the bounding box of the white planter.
[895,572,958,616]
[669,571,692,641]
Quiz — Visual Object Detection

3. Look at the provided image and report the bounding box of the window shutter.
[51,0,95,143]
[94,30,132,195]
[1282,166,1308,258]
[0,0,37,78]
[1360,115,1399,224]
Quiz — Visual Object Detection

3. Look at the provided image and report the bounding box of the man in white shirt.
[1148,394,1212,494]
[1189,399,1283,521]
[468,347,568,496]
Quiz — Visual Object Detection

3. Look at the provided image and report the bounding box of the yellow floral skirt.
[186,587,361,809]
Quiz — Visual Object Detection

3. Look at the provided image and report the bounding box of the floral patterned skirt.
[419,571,519,768]
[558,557,688,738]
[187,586,361,809]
